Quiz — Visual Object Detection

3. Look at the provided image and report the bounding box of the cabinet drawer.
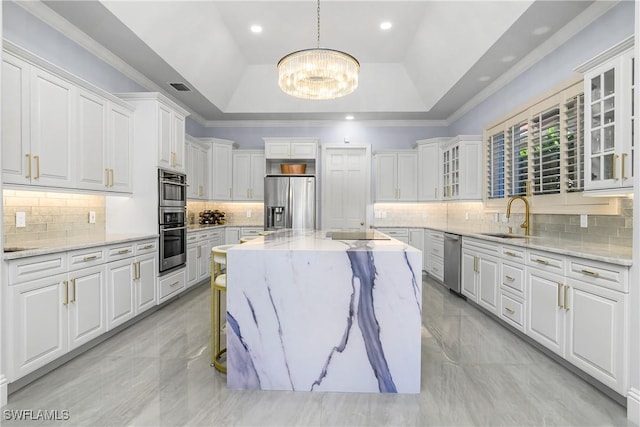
[463,237,499,256]
[501,245,525,262]
[106,243,135,262]
[567,257,628,292]
[8,253,67,284]
[186,233,198,244]
[135,240,157,256]
[197,231,211,241]
[500,292,524,331]
[68,247,106,270]
[378,228,409,238]
[158,269,186,302]
[240,227,263,236]
[526,249,564,273]
[502,263,524,295]
[429,256,444,281]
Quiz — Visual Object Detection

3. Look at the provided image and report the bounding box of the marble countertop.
[3,233,159,260]
[422,225,632,266]
[231,229,420,253]
[187,224,263,232]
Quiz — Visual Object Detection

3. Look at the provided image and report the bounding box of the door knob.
[360,221,364,226]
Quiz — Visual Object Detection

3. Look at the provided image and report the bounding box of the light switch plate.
[16,212,26,228]
[89,211,96,224]
[580,214,588,228]
[246,209,252,218]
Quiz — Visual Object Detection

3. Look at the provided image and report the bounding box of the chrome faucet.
[506,195,530,236]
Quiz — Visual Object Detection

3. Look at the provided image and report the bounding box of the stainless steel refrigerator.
[264,175,316,230]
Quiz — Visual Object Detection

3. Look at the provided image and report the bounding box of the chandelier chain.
[317,0,321,48]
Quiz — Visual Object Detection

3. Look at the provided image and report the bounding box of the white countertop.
[3,233,159,260]
[424,225,632,266]
[230,229,420,253]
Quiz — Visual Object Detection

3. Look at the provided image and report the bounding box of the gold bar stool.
[239,235,259,243]
[210,244,236,372]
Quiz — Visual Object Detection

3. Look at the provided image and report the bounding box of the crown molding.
[574,35,634,72]
[14,1,208,126]
[204,119,449,128]
[447,0,620,125]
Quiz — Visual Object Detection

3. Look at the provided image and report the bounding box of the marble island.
[226,229,422,393]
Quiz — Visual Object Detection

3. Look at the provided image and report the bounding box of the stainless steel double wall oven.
[158,169,187,273]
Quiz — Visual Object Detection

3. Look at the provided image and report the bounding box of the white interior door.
[321,146,370,230]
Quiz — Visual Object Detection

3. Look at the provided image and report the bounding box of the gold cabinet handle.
[63,280,69,305]
[26,154,32,179]
[229,188,232,198]
[118,249,131,254]
[170,281,180,287]
[105,168,110,187]
[504,307,515,315]
[557,282,563,308]
[535,258,549,265]
[581,269,600,278]
[142,244,154,250]
[134,261,140,280]
[197,246,201,258]
[505,251,517,257]
[473,256,478,273]
[505,275,515,282]
[34,155,40,179]
[110,169,114,187]
[171,152,176,167]
[622,153,628,180]
[564,285,570,311]
[434,187,437,198]
[70,278,76,303]
[613,154,619,180]
[83,255,97,262]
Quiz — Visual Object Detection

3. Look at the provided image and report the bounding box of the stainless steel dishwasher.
[444,233,462,294]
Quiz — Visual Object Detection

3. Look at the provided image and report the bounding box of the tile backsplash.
[187,201,264,226]
[3,190,106,246]
[374,198,633,248]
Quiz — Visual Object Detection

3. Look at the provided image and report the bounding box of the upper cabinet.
[209,138,234,201]
[76,89,134,193]
[577,37,634,194]
[232,150,265,201]
[2,52,75,188]
[441,135,482,201]
[374,151,418,202]
[417,138,447,202]
[185,135,210,200]
[116,93,189,174]
[263,138,318,175]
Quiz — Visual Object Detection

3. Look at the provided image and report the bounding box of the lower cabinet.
[68,265,107,350]
[186,229,224,288]
[526,267,566,355]
[107,258,135,330]
[424,229,444,280]
[461,238,500,315]
[158,268,186,304]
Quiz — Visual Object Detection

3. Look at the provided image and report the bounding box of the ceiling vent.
[169,82,191,92]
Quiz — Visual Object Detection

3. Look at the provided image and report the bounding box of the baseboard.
[628,387,640,425]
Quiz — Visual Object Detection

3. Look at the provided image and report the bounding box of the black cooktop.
[328,230,391,240]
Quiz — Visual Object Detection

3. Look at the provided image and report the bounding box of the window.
[509,120,528,196]
[487,131,505,199]
[565,94,584,192]
[531,106,561,195]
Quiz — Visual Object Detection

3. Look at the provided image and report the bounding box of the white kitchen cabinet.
[1,52,75,188]
[500,246,527,331]
[9,273,68,379]
[461,238,500,315]
[158,268,186,304]
[376,228,409,243]
[526,266,565,356]
[185,136,210,200]
[106,258,135,330]
[232,150,265,201]
[408,228,424,256]
[116,93,189,174]
[68,265,107,350]
[374,151,418,202]
[425,230,444,280]
[577,38,634,193]
[134,252,157,315]
[76,89,133,193]
[209,138,234,201]
[264,138,318,159]
[197,238,212,283]
[417,138,445,201]
[186,234,199,288]
[225,227,241,244]
[441,136,482,200]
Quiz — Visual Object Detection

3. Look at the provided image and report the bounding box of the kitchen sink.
[480,232,529,239]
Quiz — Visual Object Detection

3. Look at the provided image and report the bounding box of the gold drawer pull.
[505,275,515,282]
[34,155,40,179]
[581,269,600,278]
[170,281,180,287]
[505,251,517,257]
[26,154,32,178]
[69,278,76,303]
[557,282,563,308]
[63,280,69,305]
[83,255,98,261]
[564,285,570,311]
[504,307,515,315]
[117,249,131,254]
[535,258,549,265]
[142,244,154,249]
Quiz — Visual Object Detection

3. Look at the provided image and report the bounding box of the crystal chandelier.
[277,0,360,100]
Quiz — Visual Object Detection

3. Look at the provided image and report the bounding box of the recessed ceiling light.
[380,21,392,31]
[501,55,516,63]
[345,115,355,120]
[532,26,549,36]
[478,76,491,82]
[250,25,263,34]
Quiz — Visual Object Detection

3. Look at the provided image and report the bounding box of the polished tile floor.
[3,276,630,426]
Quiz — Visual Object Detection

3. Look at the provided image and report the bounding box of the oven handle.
[160,225,187,232]
[161,180,187,187]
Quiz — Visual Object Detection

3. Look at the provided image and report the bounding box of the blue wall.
[3,1,635,149]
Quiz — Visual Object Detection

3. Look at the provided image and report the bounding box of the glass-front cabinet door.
[582,44,634,192]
